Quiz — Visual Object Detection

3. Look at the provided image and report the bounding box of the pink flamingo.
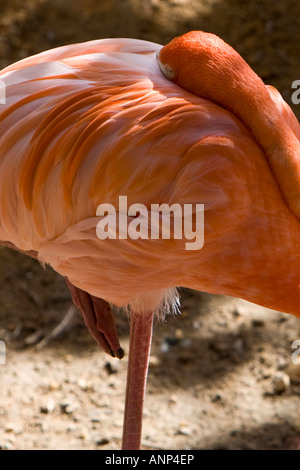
[0,31,300,449]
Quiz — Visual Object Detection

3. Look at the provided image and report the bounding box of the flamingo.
[0,31,300,450]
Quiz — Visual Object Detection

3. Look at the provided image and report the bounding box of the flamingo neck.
[201,66,300,220]
[159,31,300,219]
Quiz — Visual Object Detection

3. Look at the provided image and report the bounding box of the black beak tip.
[116,347,125,360]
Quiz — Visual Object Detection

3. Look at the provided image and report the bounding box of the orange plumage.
[1,32,300,449]
[1,36,300,313]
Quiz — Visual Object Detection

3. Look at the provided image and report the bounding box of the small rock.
[78,429,89,440]
[252,319,265,327]
[48,381,60,391]
[277,357,288,371]
[160,341,169,353]
[60,401,78,415]
[40,399,55,414]
[91,418,100,423]
[273,372,290,394]
[232,309,240,317]
[104,360,120,375]
[211,394,222,403]
[149,355,160,368]
[175,329,183,340]
[78,378,88,391]
[169,394,178,405]
[165,336,181,346]
[113,419,123,428]
[96,438,110,446]
[176,423,192,436]
[5,424,15,433]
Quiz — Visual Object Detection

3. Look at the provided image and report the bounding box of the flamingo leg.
[122,310,154,450]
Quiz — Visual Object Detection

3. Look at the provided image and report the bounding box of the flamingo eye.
[163,64,175,79]
[157,55,176,81]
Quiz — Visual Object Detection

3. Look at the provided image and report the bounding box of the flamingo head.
[157,30,253,107]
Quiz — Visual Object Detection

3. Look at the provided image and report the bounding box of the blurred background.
[0,0,300,450]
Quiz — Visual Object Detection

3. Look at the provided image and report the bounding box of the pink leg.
[122,311,154,450]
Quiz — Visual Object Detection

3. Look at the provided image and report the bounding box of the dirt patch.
[0,0,300,450]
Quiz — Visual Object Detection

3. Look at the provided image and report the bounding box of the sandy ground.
[0,0,300,450]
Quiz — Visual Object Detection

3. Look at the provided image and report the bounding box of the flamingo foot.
[122,310,154,450]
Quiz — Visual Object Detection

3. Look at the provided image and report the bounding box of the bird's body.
[1,33,300,449]
[1,37,300,313]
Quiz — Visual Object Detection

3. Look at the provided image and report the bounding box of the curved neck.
[215,70,300,219]
[160,32,300,219]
